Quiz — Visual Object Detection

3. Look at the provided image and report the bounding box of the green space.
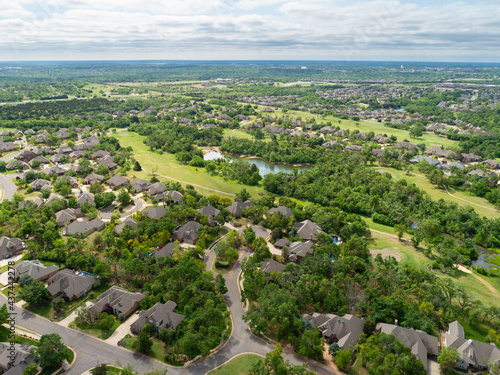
[71,317,121,340]
[208,353,264,375]
[114,132,266,198]
[121,335,167,362]
[0,326,38,346]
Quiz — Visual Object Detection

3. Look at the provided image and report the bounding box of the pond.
[204,151,311,176]
[471,249,499,269]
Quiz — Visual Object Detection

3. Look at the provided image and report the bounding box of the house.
[83,173,104,185]
[286,241,314,262]
[445,320,500,371]
[198,205,221,225]
[114,218,138,234]
[295,220,323,241]
[0,236,25,259]
[77,192,95,206]
[425,147,453,158]
[29,155,50,167]
[18,150,37,162]
[147,182,167,197]
[395,141,416,150]
[6,160,29,170]
[130,178,151,192]
[274,238,291,249]
[47,269,99,301]
[467,169,487,179]
[98,155,117,170]
[376,323,439,372]
[55,208,83,227]
[268,206,294,219]
[345,145,363,153]
[227,200,254,217]
[172,221,202,244]
[55,146,73,154]
[481,160,500,170]
[0,342,37,375]
[437,161,465,171]
[260,259,285,275]
[19,197,44,209]
[304,313,365,351]
[0,142,17,152]
[410,156,440,166]
[373,135,390,144]
[13,260,59,282]
[57,175,78,188]
[461,153,481,163]
[29,178,51,191]
[50,154,67,164]
[43,166,67,177]
[90,150,111,160]
[142,206,168,220]
[131,301,185,333]
[87,286,144,321]
[161,190,183,204]
[153,243,178,259]
[107,175,129,189]
[55,128,69,139]
[63,218,105,237]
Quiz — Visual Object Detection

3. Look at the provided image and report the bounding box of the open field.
[371,164,500,219]
[207,353,263,375]
[114,132,266,198]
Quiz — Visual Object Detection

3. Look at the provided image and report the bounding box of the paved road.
[99,197,144,220]
[0,174,16,201]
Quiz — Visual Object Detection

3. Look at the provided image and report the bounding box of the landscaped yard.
[72,316,121,340]
[0,326,38,346]
[208,353,263,375]
[121,335,167,362]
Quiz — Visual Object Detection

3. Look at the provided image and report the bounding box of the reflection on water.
[204,151,310,176]
[471,250,498,269]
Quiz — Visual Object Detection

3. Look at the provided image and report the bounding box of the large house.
[303,313,365,351]
[172,221,202,245]
[55,208,83,227]
[153,243,178,259]
[0,236,25,259]
[286,241,314,263]
[227,200,254,217]
[63,218,105,237]
[268,206,294,218]
[0,342,37,375]
[83,173,104,185]
[131,301,185,333]
[376,323,439,372]
[425,147,453,158]
[114,218,138,234]
[47,269,99,301]
[13,260,59,282]
[130,178,151,192]
[445,320,500,371]
[198,205,221,225]
[29,178,51,191]
[107,175,129,189]
[147,182,167,197]
[260,259,285,275]
[142,206,168,220]
[87,286,144,321]
[295,220,323,241]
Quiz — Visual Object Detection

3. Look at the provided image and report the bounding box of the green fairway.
[208,353,264,375]
[114,132,266,198]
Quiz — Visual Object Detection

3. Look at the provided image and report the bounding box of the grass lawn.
[208,353,263,375]
[122,335,167,362]
[370,164,500,220]
[72,318,121,340]
[114,132,266,199]
[0,326,38,346]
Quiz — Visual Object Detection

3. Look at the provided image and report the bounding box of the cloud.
[0,0,499,61]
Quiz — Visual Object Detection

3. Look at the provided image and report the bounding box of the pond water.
[204,151,311,176]
[471,250,499,269]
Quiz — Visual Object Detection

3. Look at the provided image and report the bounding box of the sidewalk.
[57,301,94,327]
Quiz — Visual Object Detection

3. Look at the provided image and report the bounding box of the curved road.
[1,232,335,375]
[0,174,16,201]
[99,197,145,220]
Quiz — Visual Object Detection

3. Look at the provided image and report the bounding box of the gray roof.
[260,259,285,274]
[410,156,440,165]
[153,243,177,258]
[83,173,104,185]
[13,260,59,281]
[47,269,99,300]
[19,197,44,209]
[172,221,202,243]
[77,192,95,206]
[30,178,51,191]
[147,182,167,196]
[114,218,138,234]
[63,218,105,237]
[0,342,36,375]
[132,301,185,331]
[295,220,323,241]
[143,206,168,220]
[305,313,365,351]
[99,155,117,170]
[107,174,129,188]
[274,238,291,248]
[87,286,144,320]
[55,208,79,226]
[198,205,221,218]
[130,178,151,192]
[0,236,25,258]
[286,240,314,261]
[227,200,254,216]
[268,206,294,218]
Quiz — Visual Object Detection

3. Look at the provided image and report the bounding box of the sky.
[0,0,499,62]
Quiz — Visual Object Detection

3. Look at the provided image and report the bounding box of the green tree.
[215,273,228,295]
[52,297,65,312]
[19,280,50,305]
[31,333,68,368]
[133,161,142,171]
[437,346,460,375]
[297,328,324,360]
[251,344,314,375]
[236,188,251,202]
[138,331,153,354]
[0,304,8,324]
[117,190,132,207]
[333,348,351,370]
[90,364,108,375]
[22,363,38,375]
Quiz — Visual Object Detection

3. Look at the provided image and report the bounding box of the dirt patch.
[370,248,403,261]
[201,146,221,155]
[376,169,396,178]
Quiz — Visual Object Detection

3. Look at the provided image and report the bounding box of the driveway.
[104,313,139,345]
[99,197,144,221]
[57,301,94,327]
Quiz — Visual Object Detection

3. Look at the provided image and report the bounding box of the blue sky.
[0,0,499,62]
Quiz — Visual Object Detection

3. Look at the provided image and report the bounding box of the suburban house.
[304,313,365,351]
[13,260,59,282]
[18,150,37,162]
[19,197,43,209]
[55,208,83,227]
[83,173,104,185]
[162,190,183,204]
[29,178,51,191]
[198,205,221,225]
[410,156,440,165]
[142,206,168,220]
[461,153,481,163]
[0,141,17,152]
[345,145,363,153]
[63,218,106,237]
[90,150,111,160]
[445,320,500,371]
[114,218,138,234]
[43,166,68,177]
[107,175,129,189]
[260,259,285,275]
[130,178,151,192]
[172,221,202,244]
[57,175,78,188]
[395,141,416,150]
[131,301,185,333]
[6,160,29,170]
[268,206,294,218]
[47,269,99,301]
[295,220,323,241]
[227,200,254,217]
[98,155,117,170]
[77,192,95,206]
[0,236,26,259]
[468,169,488,179]
[376,323,439,372]
[87,286,144,321]
[29,155,50,167]
[286,241,314,262]
[147,182,167,197]
[425,147,453,158]
[481,160,500,169]
[153,243,178,259]
[0,342,37,375]
[274,238,291,249]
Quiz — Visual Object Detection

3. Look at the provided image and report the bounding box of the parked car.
[117,340,126,347]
